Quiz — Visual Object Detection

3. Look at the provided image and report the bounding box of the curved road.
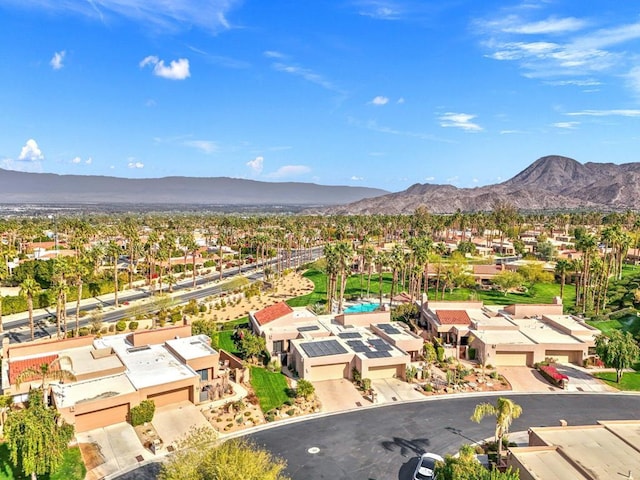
[116,393,640,480]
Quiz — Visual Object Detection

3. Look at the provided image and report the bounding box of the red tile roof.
[9,354,58,385]
[436,310,471,325]
[254,302,293,326]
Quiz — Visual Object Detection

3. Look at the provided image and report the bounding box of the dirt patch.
[79,442,105,470]
[203,271,314,323]
[416,364,511,396]
[133,424,162,452]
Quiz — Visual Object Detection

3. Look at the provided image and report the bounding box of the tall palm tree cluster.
[0,207,639,335]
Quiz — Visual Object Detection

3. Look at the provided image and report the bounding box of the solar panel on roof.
[338,332,361,339]
[300,340,348,358]
[298,325,320,332]
[378,324,401,335]
[364,351,391,359]
[369,339,393,351]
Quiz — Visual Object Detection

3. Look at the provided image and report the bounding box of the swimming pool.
[343,302,380,314]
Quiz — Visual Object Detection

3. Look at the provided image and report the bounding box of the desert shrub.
[115,320,127,332]
[128,321,139,331]
[78,327,90,336]
[129,400,155,426]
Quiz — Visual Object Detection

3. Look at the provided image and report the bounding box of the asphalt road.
[5,247,323,343]
[114,393,640,480]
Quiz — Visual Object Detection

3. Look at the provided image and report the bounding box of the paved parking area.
[314,378,366,412]
[77,423,151,480]
[152,401,213,448]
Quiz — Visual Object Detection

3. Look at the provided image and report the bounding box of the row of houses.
[1,322,246,432]
[249,296,599,382]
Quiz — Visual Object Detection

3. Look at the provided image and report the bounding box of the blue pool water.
[344,302,380,314]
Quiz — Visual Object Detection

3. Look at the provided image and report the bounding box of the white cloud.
[18,139,44,161]
[544,78,602,86]
[397,97,405,104]
[446,176,459,184]
[566,109,640,117]
[11,0,240,34]
[472,178,479,183]
[71,156,82,163]
[1,157,43,173]
[370,95,389,105]
[263,50,285,59]
[272,62,338,92]
[184,140,217,153]
[128,161,144,169]
[439,112,483,132]
[552,121,579,129]
[140,56,190,80]
[246,156,264,174]
[425,176,435,181]
[496,15,587,35]
[356,1,402,20]
[351,175,364,181]
[86,157,93,164]
[50,50,66,70]
[266,165,311,178]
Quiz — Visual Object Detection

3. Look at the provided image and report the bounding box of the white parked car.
[413,452,444,480]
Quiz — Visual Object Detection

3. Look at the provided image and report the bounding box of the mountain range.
[3,155,639,213]
[313,155,640,214]
[0,169,388,206]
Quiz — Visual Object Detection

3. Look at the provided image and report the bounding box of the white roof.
[52,373,136,409]
[165,334,217,361]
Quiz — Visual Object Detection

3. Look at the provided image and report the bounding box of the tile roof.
[254,302,293,326]
[9,354,59,384]
[436,310,471,325]
[473,265,503,275]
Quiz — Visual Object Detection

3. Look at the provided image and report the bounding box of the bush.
[468,347,476,360]
[128,321,139,331]
[352,367,362,384]
[115,320,127,332]
[435,345,445,363]
[129,399,155,426]
[361,378,371,391]
[78,327,90,337]
[296,379,315,399]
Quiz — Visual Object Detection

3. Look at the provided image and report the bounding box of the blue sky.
[2,1,640,192]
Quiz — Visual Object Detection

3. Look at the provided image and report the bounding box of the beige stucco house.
[421,299,598,366]
[2,324,229,432]
[251,302,424,381]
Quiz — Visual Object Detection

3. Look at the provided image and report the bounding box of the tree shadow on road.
[381,436,430,457]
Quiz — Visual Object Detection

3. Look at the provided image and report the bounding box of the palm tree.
[107,241,121,308]
[0,292,3,335]
[335,241,354,313]
[554,259,570,299]
[20,276,40,341]
[471,397,522,460]
[375,251,389,307]
[15,356,76,405]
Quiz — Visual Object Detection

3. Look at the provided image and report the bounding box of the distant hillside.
[314,155,640,214]
[0,169,389,206]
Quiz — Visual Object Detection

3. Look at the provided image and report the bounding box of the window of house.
[273,340,284,354]
[197,369,209,381]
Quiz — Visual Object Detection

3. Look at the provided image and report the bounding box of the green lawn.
[217,330,239,354]
[594,371,640,391]
[587,315,640,336]
[286,269,577,311]
[250,366,290,413]
[0,444,85,480]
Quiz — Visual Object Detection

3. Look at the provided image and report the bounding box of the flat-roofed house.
[507,420,640,479]
[2,324,223,432]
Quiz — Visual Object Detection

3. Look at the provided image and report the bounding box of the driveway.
[499,366,561,392]
[372,378,425,403]
[77,423,151,480]
[555,364,617,392]
[152,401,213,448]
[314,379,366,412]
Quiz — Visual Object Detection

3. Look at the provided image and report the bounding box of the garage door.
[148,387,191,407]
[367,365,400,379]
[307,363,348,381]
[545,351,579,364]
[494,352,529,366]
[75,404,130,432]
